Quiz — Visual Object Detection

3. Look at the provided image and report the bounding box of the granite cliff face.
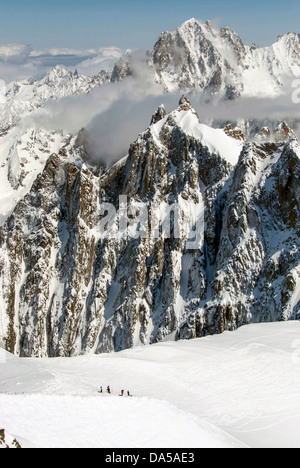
[178,137,300,339]
[0,98,299,357]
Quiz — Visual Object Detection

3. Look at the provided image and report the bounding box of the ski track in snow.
[1,322,300,448]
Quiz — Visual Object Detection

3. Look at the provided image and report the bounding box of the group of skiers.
[99,386,132,397]
[120,389,132,397]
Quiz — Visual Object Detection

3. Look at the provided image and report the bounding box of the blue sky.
[0,0,299,50]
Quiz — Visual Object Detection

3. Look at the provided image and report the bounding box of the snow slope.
[171,108,243,165]
[0,322,300,448]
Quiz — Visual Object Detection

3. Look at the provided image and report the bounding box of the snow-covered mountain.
[112,18,300,99]
[0,127,78,224]
[0,97,298,357]
[1,18,299,227]
[0,19,299,358]
[1,66,109,130]
[0,66,111,223]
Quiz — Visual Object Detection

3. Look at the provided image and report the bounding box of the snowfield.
[1,321,300,448]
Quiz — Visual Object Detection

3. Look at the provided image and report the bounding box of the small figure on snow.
[99,386,103,393]
[107,386,111,394]
[127,390,132,397]
[120,390,124,396]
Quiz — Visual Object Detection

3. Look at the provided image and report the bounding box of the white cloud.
[0,43,123,83]
[22,60,300,166]
[0,61,48,84]
[23,69,168,163]
[0,43,31,64]
[30,46,119,58]
[31,48,94,57]
[75,47,123,75]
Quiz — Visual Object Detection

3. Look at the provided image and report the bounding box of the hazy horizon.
[1,0,299,51]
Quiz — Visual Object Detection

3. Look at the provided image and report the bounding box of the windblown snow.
[1,322,300,448]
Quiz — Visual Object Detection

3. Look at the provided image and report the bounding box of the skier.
[127,390,132,397]
[120,390,124,396]
[107,386,111,394]
[99,386,103,393]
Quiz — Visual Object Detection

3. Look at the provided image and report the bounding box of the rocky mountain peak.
[257,126,271,141]
[176,95,201,123]
[43,65,73,82]
[274,121,294,141]
[255,122,295,143]
[277,31,300,43]
[150,104,167,125]
[224,124,245,142]
[178,95,193,111]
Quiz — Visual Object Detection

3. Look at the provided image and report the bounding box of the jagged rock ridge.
[0,98,299,357]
